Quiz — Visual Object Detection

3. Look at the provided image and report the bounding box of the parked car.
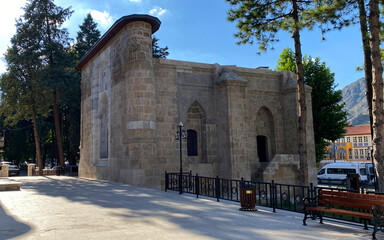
[51,166,62,170]
[8,165,20,176]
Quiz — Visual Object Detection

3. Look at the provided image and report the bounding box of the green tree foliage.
[75,13,101,59]
[0,14,53,173]
[2,122,34,166]
[276,47,348,162]
[152,36,169,59]
[22,0,73,168]
[0,0,74,172]
[57,13,102,165]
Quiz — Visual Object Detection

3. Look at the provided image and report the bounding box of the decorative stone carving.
[111,41,122,83]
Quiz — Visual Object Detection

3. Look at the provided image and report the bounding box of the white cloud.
[129,0,142,2]
[149,7,167,17]
[0,57,7,74]
[0,0,26,34]
[0,0,27,74]
[89,10,114,29]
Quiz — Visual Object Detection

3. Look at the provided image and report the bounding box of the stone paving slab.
[0,176,381,240]
[0,178,20,191]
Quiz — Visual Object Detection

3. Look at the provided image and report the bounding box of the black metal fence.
[165,171,380,226]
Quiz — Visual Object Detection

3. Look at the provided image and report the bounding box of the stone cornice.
[76,14,161,70]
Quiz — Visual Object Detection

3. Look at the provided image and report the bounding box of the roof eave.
[75,14,161,71]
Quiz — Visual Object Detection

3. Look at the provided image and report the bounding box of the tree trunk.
[292,0,308,185]
[369,0,384,192]
[53,89,65,168]
[31,106,43,176]
[357,0,373,138]
[44,5,65,168]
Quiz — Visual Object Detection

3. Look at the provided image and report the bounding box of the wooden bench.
[303,189,384,239]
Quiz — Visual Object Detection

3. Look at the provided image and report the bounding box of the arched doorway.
[256,107,276,161]
[251,107,276,181]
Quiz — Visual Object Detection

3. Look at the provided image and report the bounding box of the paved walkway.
[0,176,381,240]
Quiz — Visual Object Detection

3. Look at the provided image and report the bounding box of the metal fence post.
[196,174,199,198]
[179,172,182,194]
[165,171,168,192]
[272,180,276,213]
[216,176,220,202]
[309,183,313,199]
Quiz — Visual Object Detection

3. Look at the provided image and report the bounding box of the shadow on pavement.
[0,202,31,239]
[16,176,374,240]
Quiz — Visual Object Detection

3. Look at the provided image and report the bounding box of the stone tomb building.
[76,14,317,189]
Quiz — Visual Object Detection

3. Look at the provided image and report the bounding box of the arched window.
[186,100,207,162]
[187,130,198,156]
[99,94,109,159]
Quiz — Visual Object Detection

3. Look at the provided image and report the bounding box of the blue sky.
[1,0,364,89]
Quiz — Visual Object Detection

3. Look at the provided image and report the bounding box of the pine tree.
[152,36,169,59]
[0,17,51,174]
[226,0,317,185]
[368,0,384,192]
[226,0,353,185]
[318,0,384,191]
[22,0,73,168]
[60,13,101,165]
[75,13,101,60]
[357,0,373,138]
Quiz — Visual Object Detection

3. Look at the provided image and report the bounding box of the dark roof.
[75,14,161,70]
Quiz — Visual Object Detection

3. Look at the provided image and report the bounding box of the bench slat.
[320,190,384,203]
[319,198,374,210]
[306,206,372,219]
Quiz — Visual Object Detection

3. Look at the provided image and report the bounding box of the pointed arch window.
[99,93,109,159]
[187,130,198,156]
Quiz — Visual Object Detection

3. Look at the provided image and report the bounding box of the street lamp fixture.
[175,122,187,194]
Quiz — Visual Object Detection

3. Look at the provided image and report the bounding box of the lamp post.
[175,122,186,194]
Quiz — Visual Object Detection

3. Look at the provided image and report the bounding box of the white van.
[317,162,368,184]
[364,163,375,183]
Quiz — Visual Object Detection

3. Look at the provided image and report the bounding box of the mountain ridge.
[341,77,370,125]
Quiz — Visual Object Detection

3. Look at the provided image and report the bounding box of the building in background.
[324,125,372,163]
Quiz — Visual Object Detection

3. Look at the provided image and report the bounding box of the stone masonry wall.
[214,77,231,179]
[226,83,249,180]
[78,16,317,189]
[263,154,300,185]
[0,164,8,177]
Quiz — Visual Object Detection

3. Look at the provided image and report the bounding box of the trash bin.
[239,184,257,211]
[346,173,360,191]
